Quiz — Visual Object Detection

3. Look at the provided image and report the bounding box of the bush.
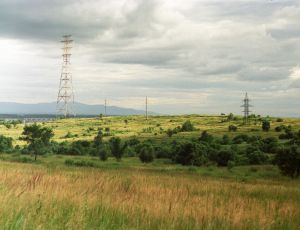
[173,141,208,166]
[99,144,110,161]
[227,113,234,121]
[155,144,172,158]
[181,120,195,132]
[199,131,214,143]
[124,146,136,157]
[276,118,284,122]
[260,137,278,153]
[221,135,231,145]
[262,120,270,132]
[138,144,155,163]
[109,137,127,161]
[215,150,235,166]
[275,146,300,178]
[232,134,249,144]
[0,135,13,153]
[166,129,174,137]
[228,125,237,132]
[247,150,268,165]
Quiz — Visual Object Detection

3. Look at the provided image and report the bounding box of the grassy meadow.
[0,115,299,229]
[2,114,300,144]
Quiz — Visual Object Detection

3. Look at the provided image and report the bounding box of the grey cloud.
[0,0,299,116]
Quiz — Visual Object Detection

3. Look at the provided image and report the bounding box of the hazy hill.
[0,102,152,116]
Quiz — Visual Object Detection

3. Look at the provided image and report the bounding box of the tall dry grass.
[0,161,299,229]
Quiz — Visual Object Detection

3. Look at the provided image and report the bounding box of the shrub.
[215,150,235,166]
[227,113,234,121]
[126,137,140,147]
[199,131,214,143]
[109,137,127,161]
[228,125,237,132]
[139,144,155,163]
[221,135,231,145]
[173,141,208,166]
[155,144,172,158]
[0,135,13,153]
[260,137,278,153]
[166,129,174,137]
[124,146,136,157]
[232,134,249,144]
[276,118,283,122]
[99,144,110,161]
[246,150,268,165]
[181,120,195,132]
[275,146,300,178]
[262,120,270,132]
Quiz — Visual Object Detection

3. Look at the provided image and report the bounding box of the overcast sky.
[0,0,299,116]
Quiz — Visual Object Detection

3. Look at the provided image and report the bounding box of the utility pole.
[104,99,107,117]
[56,35,75,118]
[145,96,148,120]
[241,92,252,124]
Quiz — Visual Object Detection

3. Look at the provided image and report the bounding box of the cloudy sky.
[0,0,299,116]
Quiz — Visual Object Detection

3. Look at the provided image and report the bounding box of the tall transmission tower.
[56,35,75,118]
[241,92,252,124]
[145,96,148,120]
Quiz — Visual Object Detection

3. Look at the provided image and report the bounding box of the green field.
[0,115,299,229]
[3,115,300,144]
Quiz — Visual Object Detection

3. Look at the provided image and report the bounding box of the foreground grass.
[0,157,299,229]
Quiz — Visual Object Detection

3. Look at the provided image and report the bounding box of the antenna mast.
[241,92,252,124]
[56,35,75,118]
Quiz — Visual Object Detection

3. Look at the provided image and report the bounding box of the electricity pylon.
[56,35,75,118]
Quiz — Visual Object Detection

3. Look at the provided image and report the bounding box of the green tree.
[109,137,127,161]
[21,124,54,161]
[275,146,300,178]
[139,143,154,163]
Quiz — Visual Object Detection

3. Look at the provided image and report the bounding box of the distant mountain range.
[0,102,153,116]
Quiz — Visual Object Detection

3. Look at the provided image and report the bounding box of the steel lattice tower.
[56,35,75,118]
[241,92,252,124]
